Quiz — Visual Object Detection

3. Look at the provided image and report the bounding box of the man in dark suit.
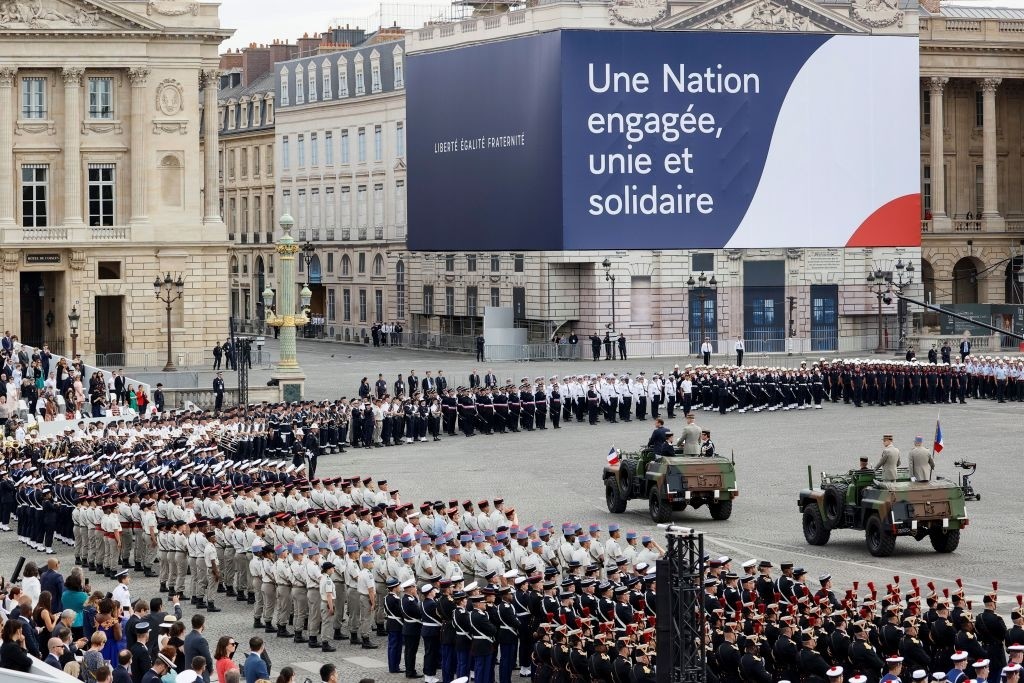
[436,371,448,393]
[484,370,497,388]
[131,623,155,683]
[213,372,226,412]
[112,650,133,683]
[40,558,65,612]
[422,371,436,395]
[43,637,64,670]
[183,614,213,683]
[469,370,481,389]
[959,337,972,361]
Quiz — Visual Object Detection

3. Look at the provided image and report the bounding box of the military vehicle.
[798,463,972,557]
[603,446,738,522]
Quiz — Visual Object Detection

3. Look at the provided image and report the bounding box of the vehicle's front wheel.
[865,515,896,557]
[802,505,831,545]
[606,484,627,514]
[929,529,960,553]
[649,490,672,523]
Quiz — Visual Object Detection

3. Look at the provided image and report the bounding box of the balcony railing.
[23,227,68,240]
[953,219,982,232]
[375,227,384,240]
[921,219,933,233]
[341,229,350,240]
[358,228,367,240]
[89,226,131,240]
[1006,220,1024,232]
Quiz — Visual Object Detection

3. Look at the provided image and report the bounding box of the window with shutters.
[322,59,332,99]
[373,184,384,228]
[340,187,351,229]
[280,66,289,106]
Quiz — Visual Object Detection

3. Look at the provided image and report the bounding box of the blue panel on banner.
[406,31,564,251]
[559,30,827,250]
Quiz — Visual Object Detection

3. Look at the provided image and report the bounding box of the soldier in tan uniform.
[873,434,901,482]
[908,435,935,482]
[677,413,702,455]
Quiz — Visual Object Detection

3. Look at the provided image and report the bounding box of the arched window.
[230,255,239,274]
[295,64,305,104]
[1006,256,1023,304]
[396,259,405,319]
[952,256,981,304]
[307,62,317,102]
[341,254,351,276]
[373,253,384,276]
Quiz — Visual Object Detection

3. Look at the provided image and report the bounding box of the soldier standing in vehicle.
[908,436,934,482]
[678,413,702,455]
[873,435,900,481]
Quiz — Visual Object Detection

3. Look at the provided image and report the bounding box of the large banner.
[407,30,920,251]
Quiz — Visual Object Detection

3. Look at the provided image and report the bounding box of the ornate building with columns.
[0,0,229,360]
[920,4,1024,319]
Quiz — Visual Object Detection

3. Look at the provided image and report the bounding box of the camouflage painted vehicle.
[603,446,738,522]
[798,466,970,557]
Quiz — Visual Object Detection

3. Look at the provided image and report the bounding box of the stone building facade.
[274,29,409,344]
[402,0,922,353]
[0,0,230,359]
[919,5,1024,319]
[206,43,291,327]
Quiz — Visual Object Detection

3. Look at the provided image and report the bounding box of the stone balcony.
[920,217,1024,234]
[920,15,1024,47]
[3,225,134,244]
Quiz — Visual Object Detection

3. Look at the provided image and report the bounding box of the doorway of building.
[19,272,46,348]
[95,296,125,355]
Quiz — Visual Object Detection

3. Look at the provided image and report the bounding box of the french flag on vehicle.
[607,446,620,466]
[933,419,944,454]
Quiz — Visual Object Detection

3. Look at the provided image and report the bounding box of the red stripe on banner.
[845,194,921,248]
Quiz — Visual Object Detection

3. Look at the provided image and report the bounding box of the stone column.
[928,77,948,222]
[980,77,1001,222]
[62,67,85,226]
[0,67,16,227]
[202,69,221,223]
[128,67,150,223]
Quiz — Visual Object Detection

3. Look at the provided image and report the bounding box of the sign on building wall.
[407,30,920,251]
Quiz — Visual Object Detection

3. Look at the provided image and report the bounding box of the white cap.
[827,667,844,678]
[400,578,416,589]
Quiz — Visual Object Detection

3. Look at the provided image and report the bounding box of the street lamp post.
[866,259,915,355]
[300,241,317,338]
[687,271,718,356]
[891,258,915,355]
[263,213,312,399]
[67,301,80,358]
[153,272,185,371]
[601,258,616,334]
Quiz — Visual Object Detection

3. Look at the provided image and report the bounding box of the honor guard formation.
[0,352,1020,682]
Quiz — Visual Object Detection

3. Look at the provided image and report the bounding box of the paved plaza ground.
[5,341,1022,681]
